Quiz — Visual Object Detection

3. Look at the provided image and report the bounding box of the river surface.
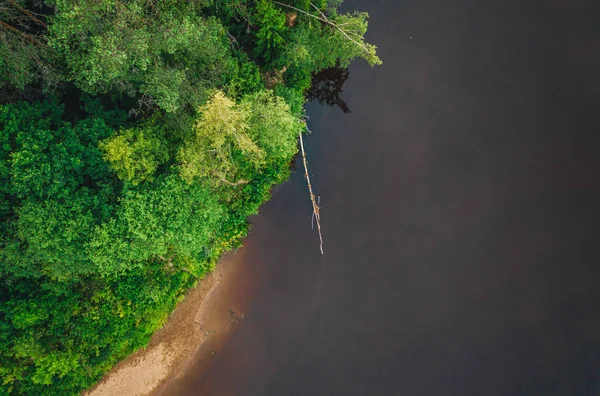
[163,0,600,395]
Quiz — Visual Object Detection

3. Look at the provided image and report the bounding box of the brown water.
[163,1,600,395]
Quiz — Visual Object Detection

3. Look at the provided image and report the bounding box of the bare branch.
[299,130,324,254]
[0,19,43,46]
[219,177,250,186]
[8,0,47,29]
[212,170,249,186]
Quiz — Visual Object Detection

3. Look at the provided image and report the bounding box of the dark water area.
[165,0,600,395]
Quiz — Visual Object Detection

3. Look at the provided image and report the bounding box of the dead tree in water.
[299,130,324,255]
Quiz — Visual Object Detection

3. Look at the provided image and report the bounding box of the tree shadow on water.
[307,67,351,114]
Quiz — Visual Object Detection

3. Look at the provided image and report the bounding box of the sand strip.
[84,249,245,396]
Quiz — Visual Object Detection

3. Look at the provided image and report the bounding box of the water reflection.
[307,67,352,114]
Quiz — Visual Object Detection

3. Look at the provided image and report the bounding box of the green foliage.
[283,11,381,72]
[178,90,263,185]
[0,3,64,94]
[283,65,313,93]
[0,100,116,280]
[0,263,203,394]
[226,52,264,98]
[88,174,225,275]
[0,0,380,394]
[0,34,42,91]
[178,90,301,186]
[242,90,303,161]
[252,0,288,65]
[100,125,168,185]
[273,84,306,115]
[48,1,236,113]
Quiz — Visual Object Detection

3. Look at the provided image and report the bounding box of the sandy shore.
[84,249,246,396]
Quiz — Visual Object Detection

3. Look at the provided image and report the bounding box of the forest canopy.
[0,0,379,394]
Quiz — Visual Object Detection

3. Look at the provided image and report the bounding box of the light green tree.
[178,90,264,185]
[242,90,302,161]
[178,90,303,186]
[99,125,168,185]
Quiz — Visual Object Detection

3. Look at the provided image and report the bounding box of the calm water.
[164,0,600,395]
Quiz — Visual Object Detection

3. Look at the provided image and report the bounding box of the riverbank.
[84,248,247,396]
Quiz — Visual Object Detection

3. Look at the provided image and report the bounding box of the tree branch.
[212,170,249,186]
[8,0,47,29]
[0,19,43,46]
[272,0,373,56]
[219,177,250,186]
[299,130,324,254]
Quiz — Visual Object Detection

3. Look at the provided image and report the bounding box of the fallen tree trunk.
[299,131,324,254]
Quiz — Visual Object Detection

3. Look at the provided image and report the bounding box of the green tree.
[0,100,116,280]
[253,0,288,65]
[0,0,63,94]
[99,125,168,185]
[242,90,302,161]
[280,9,381,88]
[178,90,302,186]
[48,1,237,113]
[88,174,225,275]
[178,90,264,185]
